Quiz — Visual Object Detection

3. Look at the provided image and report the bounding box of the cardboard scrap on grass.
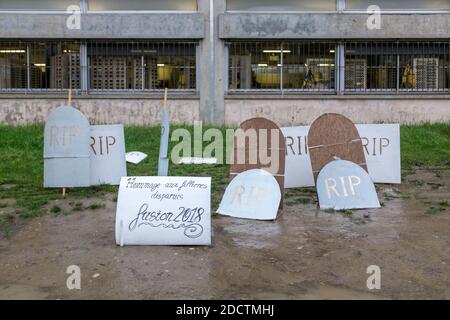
[126,152,148,165]
[115,176,211,246]
[218,169,281,221]
[317,160,381,210]
[177,157,218,165]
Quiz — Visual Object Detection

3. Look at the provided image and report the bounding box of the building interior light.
[0,49,26,53]
[329,50,335,53]
[318,64,335,67]
[33,64,46,67]
[257,63,268,67]
[131,49,157,54]
[157,64,165,67]
[263,50,291,53]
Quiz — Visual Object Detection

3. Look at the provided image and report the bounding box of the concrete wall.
[0,97,200,125]
[224,97,450,126]
[219,13,450,39]
[0,13,204,39]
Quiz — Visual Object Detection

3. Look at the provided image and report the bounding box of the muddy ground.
[0,169,449,300]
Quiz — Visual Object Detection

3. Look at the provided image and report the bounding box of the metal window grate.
[344,41,450,94]
[87,40,197,92]
[227,41,337,94]
[0,40,197,93]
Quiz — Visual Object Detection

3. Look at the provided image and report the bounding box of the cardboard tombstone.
[158,89,170,176]
[282,124,401,188]
[308,113,367,183]
[317,160,380,210]
[90,124,127,186]
[230,117,285,212]
[218,169,281,220]
[44,106,90,188]
[115,176,211,246]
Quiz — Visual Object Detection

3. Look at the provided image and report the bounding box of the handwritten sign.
[90,125,127,186]
[115,176,211,246]
[317,160,381,210]
[44,106,90,188]
[218,169,281,220]
[282,124,401,188]
[126,152,148,165]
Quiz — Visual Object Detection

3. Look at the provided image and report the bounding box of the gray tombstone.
[44,106,91,188]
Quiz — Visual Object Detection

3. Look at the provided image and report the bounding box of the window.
[88,0,197,11]
[87,41,197,91]
[0,41,197,92]
[0,41,80,91]
[228,41,336,92]
[344,41,450,93]
[0,0,77,10]
[227,0,336,11]
[345,0,450,10]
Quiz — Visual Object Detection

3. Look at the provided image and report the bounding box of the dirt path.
[0,170,449,300]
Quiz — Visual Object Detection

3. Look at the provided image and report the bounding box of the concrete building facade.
[0,0,449,125]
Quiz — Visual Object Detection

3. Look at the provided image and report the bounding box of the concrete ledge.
[0,94,200,100]
[0,12,204,39]
[225,94,450,100]
[219,13,450,39]
[0,99,200,125]
[224,98,450,125]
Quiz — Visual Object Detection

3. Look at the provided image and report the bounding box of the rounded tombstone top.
[44,105,90,159]
[218,168,281,220]
[317,159,380,210]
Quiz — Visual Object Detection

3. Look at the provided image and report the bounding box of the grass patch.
[0,123,448,235]
[0,124,230,231]
[72,202,84,212]
[88,203,105,210]
[50,205,62,214]
[401,122,450,171]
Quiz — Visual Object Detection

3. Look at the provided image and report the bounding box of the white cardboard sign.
[90,125,127,186]
[217,169,281,220]
[282,124,401,188]
[126,151,148,165]
[115,176,211,246]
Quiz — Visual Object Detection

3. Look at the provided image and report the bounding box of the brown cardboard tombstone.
[230,117,286,212]
[308,113,368,182]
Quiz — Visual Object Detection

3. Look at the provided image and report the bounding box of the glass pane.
[0,42,27,89]
[29,42,81,90]
[346,0,450,10]
[344,41,450,93]
[0,0,77,10]
[89,0,196,11]
[227,0,336,11]
[87,41,196,91]
[228,41,336,90]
